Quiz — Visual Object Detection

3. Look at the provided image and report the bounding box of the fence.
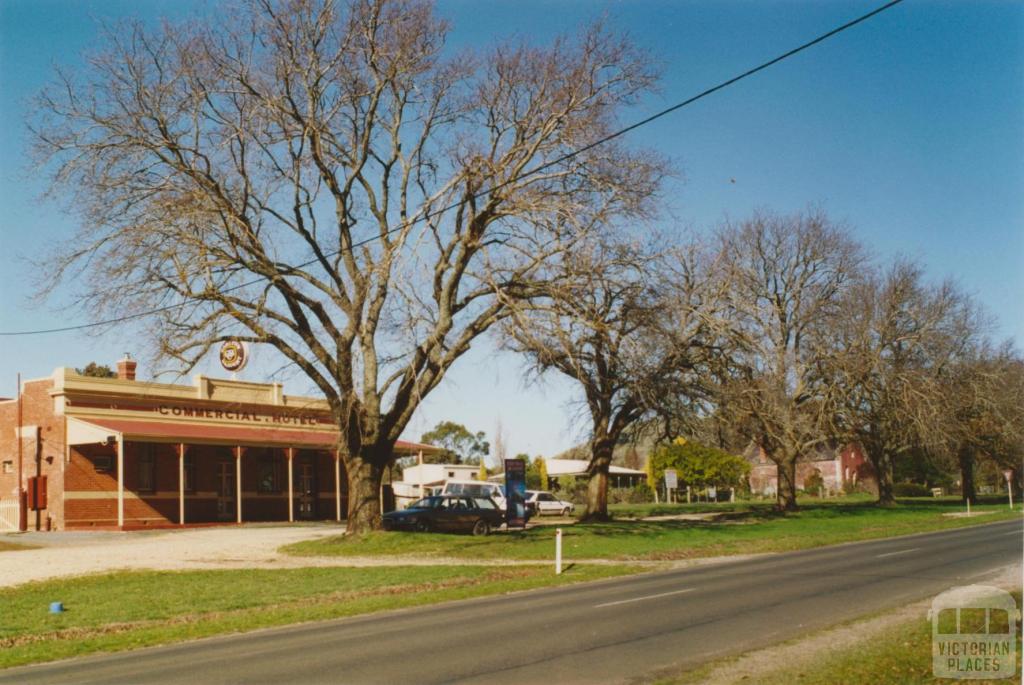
[0,497,20,531]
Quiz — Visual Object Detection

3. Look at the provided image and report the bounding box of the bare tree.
[829,261,974,505]
[30,0,664,533]
[939,342,1024,503]
[492,417,508,469]
[502,238,721,520]
[714,209,865,511]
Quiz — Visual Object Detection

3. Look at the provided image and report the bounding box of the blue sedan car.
[382,495,505,536]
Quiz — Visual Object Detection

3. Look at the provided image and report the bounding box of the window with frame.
[137,445,156,493]
[2,460,12,474]
[258,455,280,494]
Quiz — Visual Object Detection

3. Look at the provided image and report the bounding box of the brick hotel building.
[0,358,437,531]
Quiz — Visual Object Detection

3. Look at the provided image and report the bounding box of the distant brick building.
[0,359,435,531]
[745,442,877,496]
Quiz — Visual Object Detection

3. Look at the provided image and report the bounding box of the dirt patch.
[0,524,780,589]
[0,526,343,588]
[0,542,38,552]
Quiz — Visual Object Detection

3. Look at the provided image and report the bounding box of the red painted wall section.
[0,377,65,530]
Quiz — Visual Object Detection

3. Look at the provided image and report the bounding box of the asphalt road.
[4,518,1021,685]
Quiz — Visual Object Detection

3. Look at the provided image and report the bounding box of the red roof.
[74,417,438,454]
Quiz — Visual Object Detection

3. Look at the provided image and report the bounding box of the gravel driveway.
[1,523,759,588]
[0,525,343,588]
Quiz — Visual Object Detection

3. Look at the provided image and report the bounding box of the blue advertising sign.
[504,459,528,528]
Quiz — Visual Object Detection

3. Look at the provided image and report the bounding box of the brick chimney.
[116,354,137,381]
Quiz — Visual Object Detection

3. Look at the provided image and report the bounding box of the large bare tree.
[829,261,974,505]
[939,343,1024,503]
[502,238,722,520]
[31,0,664,532]
[714,209,864,511]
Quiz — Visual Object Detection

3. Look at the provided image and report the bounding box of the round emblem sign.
[219,340,249,372]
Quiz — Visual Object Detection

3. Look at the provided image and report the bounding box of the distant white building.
[400,463,480,487]
[392,463,483,508]
[544,459,646,488]
[489,458,647,489]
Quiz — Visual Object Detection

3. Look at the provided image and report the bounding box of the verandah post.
[235,446,243,524]
[335,449,341,522]
[287,447,295,523]
[178,443,186,525]
[116,437,125,528]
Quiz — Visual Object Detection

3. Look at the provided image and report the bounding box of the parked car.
[382,495,505,536]
[524,490,575,516]
[440,480,507,509]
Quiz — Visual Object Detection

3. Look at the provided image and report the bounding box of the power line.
[1,0,904,337]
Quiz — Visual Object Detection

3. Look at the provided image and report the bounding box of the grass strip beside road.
[0,564,636,669]
[0,540,38,552]
[667,592,1023,685]
[284,497,1023,562]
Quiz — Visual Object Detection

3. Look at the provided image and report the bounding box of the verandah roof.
[66,417,439,455]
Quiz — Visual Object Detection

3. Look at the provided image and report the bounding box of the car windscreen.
[445,483,492,498]
[408,497,442,509]
[472,497,498,510]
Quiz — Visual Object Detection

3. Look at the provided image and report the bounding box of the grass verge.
[0,563,635,670]
[0,540,38,552]
[668,591,1023,685]
[284,497,1022,561]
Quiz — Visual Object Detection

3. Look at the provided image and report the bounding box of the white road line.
[875,547,921,558]
[594,588,695,608]
[1000,530,1023,537]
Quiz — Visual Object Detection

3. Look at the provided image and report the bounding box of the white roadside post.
[1005,470,1014,510]
[555,528,563,575]
[966,497,971,517]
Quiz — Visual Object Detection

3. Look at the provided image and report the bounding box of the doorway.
[296,455,317,520]
[217,461,235,521]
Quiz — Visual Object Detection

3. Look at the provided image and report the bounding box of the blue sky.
[1,0,1022,461]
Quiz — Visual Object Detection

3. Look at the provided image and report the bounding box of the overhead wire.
[0,0,905,337]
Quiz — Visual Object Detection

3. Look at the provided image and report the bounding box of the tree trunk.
[958,448,976,504]
[875,451,896,507]
[581,440,614,522]
[775,458,799,512]
[346,456,385,536]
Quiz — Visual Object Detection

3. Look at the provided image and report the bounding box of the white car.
[525,490,574,516]
[440,480,507,510]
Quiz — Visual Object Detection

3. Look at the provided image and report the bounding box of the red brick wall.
[746,443,879,496]
[839,444,878,494]
[0,377,65,530]
[65,442,350,527]
[3,376,352,529]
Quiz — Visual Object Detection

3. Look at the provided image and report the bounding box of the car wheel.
[415,519,431,533]
[561,507,571,516]
[472,519,491,536]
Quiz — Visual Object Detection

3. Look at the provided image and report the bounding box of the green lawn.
[0,563,636,669]
[284,497,1022,561]
[744,592,1023,685]
[607,493,878,518]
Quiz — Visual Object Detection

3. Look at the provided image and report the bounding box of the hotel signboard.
[154,404,323,426]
